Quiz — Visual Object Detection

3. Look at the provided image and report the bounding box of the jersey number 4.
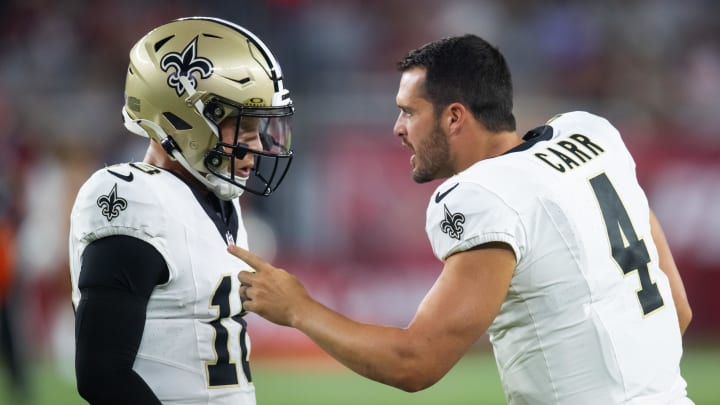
[207,275,252,387]
[590,172,664,315]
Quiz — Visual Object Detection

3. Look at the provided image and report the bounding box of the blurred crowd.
[0,0,719,398]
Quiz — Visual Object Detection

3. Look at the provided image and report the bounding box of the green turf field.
[1,345,718,404]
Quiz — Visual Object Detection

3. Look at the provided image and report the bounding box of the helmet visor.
[202,96,294,196]
[203,96,293,155]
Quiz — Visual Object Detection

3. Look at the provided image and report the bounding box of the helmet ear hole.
[205,150,223,168]
[204,101,225,122]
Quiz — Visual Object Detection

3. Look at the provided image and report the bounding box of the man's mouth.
[402,141,416,168]
[235,164,252,179]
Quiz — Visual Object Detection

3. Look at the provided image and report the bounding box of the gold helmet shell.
[123,17,293,198]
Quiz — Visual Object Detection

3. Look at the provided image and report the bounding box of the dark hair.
[397,34,516,132]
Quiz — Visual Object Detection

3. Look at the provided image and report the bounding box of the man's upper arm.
[407,242,515,378]
[75,235,168,403]
[78,235,168,292]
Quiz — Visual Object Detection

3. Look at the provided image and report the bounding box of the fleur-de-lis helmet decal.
[160,37,213,96]
[440,204,465,240]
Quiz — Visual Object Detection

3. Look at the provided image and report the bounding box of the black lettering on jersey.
[534,134,606,173]
[557,140,591,163]
[569,134,604,155]
[548,147,580,169]
[534,152,565,172]
[96,183,128,222]
[440,204,465,240]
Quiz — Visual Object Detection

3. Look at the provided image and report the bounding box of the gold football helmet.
[123,17,293,199]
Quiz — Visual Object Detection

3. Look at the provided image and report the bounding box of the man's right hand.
[229,244,310,327]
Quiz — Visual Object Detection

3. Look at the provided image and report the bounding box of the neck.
[143,140,209,193]
[452,130,523,174]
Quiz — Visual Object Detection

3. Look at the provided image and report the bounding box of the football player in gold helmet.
[70,17,293,404]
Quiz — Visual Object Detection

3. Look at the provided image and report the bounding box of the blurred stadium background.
[1,1,719,404]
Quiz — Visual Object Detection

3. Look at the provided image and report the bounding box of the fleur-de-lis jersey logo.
[96,184,128,222]
[440,204,465,240]
[160,37,213,96]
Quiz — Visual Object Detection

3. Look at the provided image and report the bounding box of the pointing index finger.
[227,243,271,272]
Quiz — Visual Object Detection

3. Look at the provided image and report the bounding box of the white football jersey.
[426,112,692,405]
[69,162,255,405]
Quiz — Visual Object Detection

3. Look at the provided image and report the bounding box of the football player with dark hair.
[231,34,694,404]
[69,17,294,404]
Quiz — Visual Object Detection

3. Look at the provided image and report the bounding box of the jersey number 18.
[207,275,252,387]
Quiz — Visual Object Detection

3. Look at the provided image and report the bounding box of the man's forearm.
[292,299,435,392]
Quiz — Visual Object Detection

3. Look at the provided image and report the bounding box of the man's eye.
[237,134,259,145]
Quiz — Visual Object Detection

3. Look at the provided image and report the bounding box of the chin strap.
[122,107,244,200]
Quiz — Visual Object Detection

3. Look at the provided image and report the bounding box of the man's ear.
[444,102,466,137]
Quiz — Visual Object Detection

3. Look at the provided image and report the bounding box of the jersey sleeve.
[426,181,525,262]
[69,164,174,281]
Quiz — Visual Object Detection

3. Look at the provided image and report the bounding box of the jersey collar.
[504,125,554,155]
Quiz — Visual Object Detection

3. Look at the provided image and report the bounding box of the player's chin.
[234,175,251,185]
[412,167,435,184]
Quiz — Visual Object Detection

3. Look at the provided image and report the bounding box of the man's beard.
[412,122,450,183]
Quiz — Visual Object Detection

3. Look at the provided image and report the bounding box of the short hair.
[397,34,516,132]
